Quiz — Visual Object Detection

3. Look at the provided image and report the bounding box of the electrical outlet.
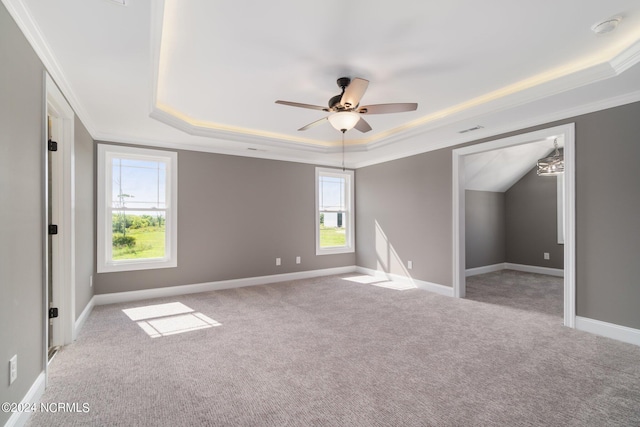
[275,258,281,266]
[9,355,17,385]
[296,256,301,264]
[544,253,550,260]
[408,260,413,269]
[89,274,93,288]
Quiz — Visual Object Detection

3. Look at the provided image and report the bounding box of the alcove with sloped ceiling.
[459,134,569,321]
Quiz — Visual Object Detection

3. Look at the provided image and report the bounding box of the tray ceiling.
[5,0,640,167]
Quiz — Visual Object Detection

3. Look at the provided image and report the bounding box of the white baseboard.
[465,263,506,277]
[94,266,357,306]
[355,267,454,297]
[505,263,564,277]
[576,316,640,347]
[4,371,45,427]
[465,262,564,277]
[73,296,95,340]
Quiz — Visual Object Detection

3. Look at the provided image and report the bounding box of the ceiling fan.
[275,77,418,133]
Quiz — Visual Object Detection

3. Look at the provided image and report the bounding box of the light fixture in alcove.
[537,138,564,176]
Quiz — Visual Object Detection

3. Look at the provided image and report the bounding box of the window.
[315,167,354,255]
[97,145,177,272]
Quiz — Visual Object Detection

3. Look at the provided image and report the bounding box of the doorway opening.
[452,124,576,328]
[47,116,59,361]
[44,73,75,372]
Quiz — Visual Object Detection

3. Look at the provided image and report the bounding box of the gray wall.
[0,3,46,423]
[355,149,452,286]
[465,191,506,269]
[465,168,564,270]
[576,104,640,329]
[356,101,640,329]
[1,5,95,421]
[74,119,95,317]
[2,4,640,417]
[95,145,355,294]
[505,167,563,269]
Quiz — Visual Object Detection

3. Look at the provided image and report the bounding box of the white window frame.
[97,144,178,273]
[315,167,355,255]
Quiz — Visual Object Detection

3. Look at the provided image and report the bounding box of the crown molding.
[148,0,335,153]
[149,107,331,153]
[8,0,640,167]
[2,0,96,135]
[149,0,164,115]
[92,131,347,168]
[610,38,640,74]
[150,8,640,155]
[350,89,640,169]
[102,86,640,170]
[364,61,616,152]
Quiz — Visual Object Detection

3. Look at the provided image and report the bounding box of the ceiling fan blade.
[357,103,418,114]
[276,100,328,111]
[298,117,328,131]
[340,78,369,109]
[354,117,372,133]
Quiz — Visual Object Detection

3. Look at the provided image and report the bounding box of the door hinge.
[48,307,59,319]
[48,224,58,235]
[48,139,58,151]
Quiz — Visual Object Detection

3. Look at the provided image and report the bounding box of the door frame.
[452,123,576,328]
[44,73,75,373]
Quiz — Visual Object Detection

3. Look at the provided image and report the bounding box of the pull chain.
[341,129,346,171]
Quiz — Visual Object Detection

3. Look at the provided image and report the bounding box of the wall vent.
[458,125,484,134]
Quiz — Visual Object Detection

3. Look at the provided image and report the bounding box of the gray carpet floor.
[466,269,564,319]
[27,273,640,426]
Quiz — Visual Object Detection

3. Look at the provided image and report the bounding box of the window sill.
[316,247,355,256]
[97,258,177,273]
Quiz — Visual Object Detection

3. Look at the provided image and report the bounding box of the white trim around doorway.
[452,123,576,328]
[45,73,76,375]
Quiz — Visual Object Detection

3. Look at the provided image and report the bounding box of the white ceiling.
[5,0,640,168]
[464,137,563,192]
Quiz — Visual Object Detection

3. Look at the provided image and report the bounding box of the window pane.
[111,158,167,209]
[319,176,345,211]
[315,168,353,256]
[99,145,177,273]
[319,211,346,248]
[112,210,166,260]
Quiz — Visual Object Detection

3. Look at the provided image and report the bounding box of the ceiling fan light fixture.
[277,77,416,133]
[328,112,360,132]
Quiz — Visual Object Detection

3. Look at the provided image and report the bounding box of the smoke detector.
[591,16,622,34]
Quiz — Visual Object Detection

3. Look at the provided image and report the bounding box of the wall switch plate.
[296,256,301,264]
[544,253,550,260]
[275,258,281,266]
[408,260,413,269]
[9,355,17,385]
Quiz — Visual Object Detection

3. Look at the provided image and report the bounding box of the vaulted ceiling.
[5,0,640,167]
[465,137,563,193]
